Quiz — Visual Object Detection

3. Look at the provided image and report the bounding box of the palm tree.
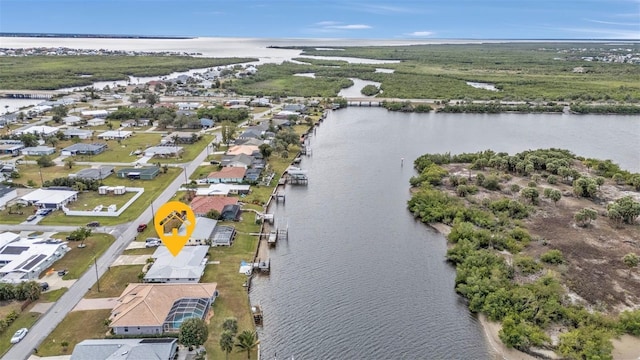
[235,330,259,360]
[219,330,234,360]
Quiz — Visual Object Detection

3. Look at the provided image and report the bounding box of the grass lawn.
[122,247,155,255]
[65,191,136,211]
[201,216,260,359]
[162,134,215,164]
[39,167,181,226]
[0,209,29,224]
[13,164,90,187]
[0,311,40,357]
[45,233,115,280]
[37,309,111,356]
[40,288,68,302]
[84,265,141,299]
[190,164,219,181]
[89,133,163,162]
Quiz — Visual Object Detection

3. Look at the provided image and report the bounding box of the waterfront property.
[221,153,254,168]
[190,196,238,217]
[116,167,160,180]
[195,183,251,197]
[61,143,107,156]
[206,166,247,183]
[211,225,236,247]
[70,338,178,360]
[143,245,208,283]
[19,188,78,209]
[20,146,55,156]
[220,204,241,221]
[0,234,70,283]
[187,217,218,245]
[109,283,218,335]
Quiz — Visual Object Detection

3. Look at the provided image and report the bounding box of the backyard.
[46,233,116,280]
[36,310,112,356]
[65,190,136,211]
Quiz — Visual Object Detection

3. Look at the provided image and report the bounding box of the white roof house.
[143,246,209,283]
[81,109,109,118]
[169,217,219,246]
[195,183,251,197]
[97,130,132,140]
[63,128,93,139]
[0,237,70,282]
[63,115,83,126]
[86,118,106,126]
[16,125,59,136]
[0,232,20,249]
[19,189,78,209]
[0,186,18,209]
[144,146,183,158]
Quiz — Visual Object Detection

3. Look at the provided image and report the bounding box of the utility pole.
[94,257,100,292]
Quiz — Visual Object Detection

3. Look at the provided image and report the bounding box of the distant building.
[81,109,109,118]
[70,166,114,180]
[16,125,59,136]
[195,183,251,197]
[86,118,105,127]
[0,186,18,209]
[116,167,159,180]
[61,143,107,156]
[143,146,183,158]
[63,128,93,140]
[0,140,24,156]
[98,130,132,140]
[20,146,55,156]
[63,115,83,126]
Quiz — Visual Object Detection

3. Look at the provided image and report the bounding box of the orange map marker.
[154,201,196,256]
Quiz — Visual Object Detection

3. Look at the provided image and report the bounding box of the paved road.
[2,141,212,360]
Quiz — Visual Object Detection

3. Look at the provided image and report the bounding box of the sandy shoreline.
[430,223,640,360]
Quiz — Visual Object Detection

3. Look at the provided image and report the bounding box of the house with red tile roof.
[190,196,239,216]
[206,166,247,184]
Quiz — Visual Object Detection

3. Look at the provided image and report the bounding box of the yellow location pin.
[154,201,196,256]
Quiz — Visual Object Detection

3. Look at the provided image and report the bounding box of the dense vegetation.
[407,148,640,359]
[569,104,640,114]
[268,43,640,102]
[438,102,564,113]
[0,56,257,90]
[360,84,380,96]
[382,101,432,112]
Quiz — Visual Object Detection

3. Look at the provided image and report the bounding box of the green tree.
[220,330,234,360]
[144,92,159,105]
[221,121,237,147]
[573,177,598,198]
[574,208,597,227]
[607,196,640,225]
[622,253,639,277]
[65,158,75,169]
[520,187,539,204]
[498,316,549,350]
[259,143,272,159]
[178,318,209,349]
[52,105,68,118]
[222,317,238,334]
[558,327,613,360]
[541,249,564,264]
[205,209,220,220]
[19,133,39,147]
[549,189,562,205]
[235,330,259,360]
[37,155,55,168]
[612,173,626,185]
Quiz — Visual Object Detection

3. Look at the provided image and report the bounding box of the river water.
[249,108,640,359]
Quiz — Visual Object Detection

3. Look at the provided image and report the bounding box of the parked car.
[39,282,49,291]
[10,328,28,344]
[26,215,37,222]
[137,224,147,232]
[57,269,68,276]
[87,221,100,228]
[145,240,161,248]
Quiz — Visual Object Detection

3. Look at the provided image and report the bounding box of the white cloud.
[316,21,340,26]
[327,24,371,30]
[311,21,372,32]
[359,4,413,14]
[405,31,435,37]
[585,19,639,26]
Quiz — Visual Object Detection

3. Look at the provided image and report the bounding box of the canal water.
[249,108,640,359]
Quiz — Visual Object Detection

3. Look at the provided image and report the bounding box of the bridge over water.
[0,89,68,99]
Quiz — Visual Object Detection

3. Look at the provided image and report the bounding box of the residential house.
[249,98,271,107]
[63,115,83,126]
[20,146,55,156]
[176,102,201,110]
[0,186,18,209]
[70,166,114,180]
[80,109,109,118]
[143,246,208,283]
[211,225,236,247]
[244,168,262,183]
[98,130,132,140]
[195,183,250,197]
[226,144,260,156]
[19,189,78,209]
[283,103,307,113]
[237,128,263,141]
[220,204,242,221]
[164,132,200,144]
[143,146,184,158]
[63,128,92,140]
[207,167,247,184]
[61,143,107,156]
[190,196,238,217]
[86,118,105,127]
[185,217,218,245]
[221,154,254,168]
[70,338,178,360]
[199,118,214,128]
[16,125,59,137]
[109,283,218,335]
[0,238,70,283]
[116,167,159,180]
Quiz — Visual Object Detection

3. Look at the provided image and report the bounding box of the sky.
[0,0,639,39]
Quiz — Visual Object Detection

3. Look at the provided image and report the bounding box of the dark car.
[87,221,100,228]
[137,224,147,232]
[57,269,68,276]
[39,282,49,291]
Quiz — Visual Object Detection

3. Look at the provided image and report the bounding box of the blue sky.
[1,0,639,39]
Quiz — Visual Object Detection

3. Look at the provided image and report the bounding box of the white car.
[10,328,28,344]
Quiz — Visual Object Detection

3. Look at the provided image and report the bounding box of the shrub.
[547,175,558,184]
[514,255,542,275]
[619,310,640,336]
[541,249,564,264]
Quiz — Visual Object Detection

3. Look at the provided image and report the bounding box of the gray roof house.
[70,338,178,360]
[71,166,114,180]
[283,104,307,113]
[200,118,214,128]
[143,245,209,283]
[61,143,107,156]
[20,146,55,156]
[63,128,92,140]
[221,154,254,168]
[187,217,218,246]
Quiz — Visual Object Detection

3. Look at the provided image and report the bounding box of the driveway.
[72,297,118,312]
[111,254,151,266]
[40,272,76,292]
[125,241,147,250]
